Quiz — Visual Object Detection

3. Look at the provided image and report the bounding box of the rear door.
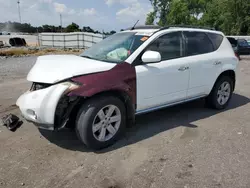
[183,31,223,98]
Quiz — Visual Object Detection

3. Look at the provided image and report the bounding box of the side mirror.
[141,51,161,63]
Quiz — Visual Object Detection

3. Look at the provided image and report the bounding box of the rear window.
[183,31,214,56]
[207,33,224,50]
[238,39,248,47]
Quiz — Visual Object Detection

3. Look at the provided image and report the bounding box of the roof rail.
[125,25,162,30]
[160,25,216,31]
[123,25,216,32]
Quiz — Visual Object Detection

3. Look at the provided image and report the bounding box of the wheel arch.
[65,89,135,129]
[212,69,236,93]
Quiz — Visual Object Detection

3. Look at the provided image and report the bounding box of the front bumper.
[16,83,71,130]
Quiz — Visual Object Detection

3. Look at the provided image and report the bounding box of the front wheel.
[206,76,233,109]
[76,96,126,150]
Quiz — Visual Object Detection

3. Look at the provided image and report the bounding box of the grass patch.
[0,49,30,56]
[0,48,83,57]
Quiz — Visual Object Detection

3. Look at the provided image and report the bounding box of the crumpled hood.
[27,55,115,83]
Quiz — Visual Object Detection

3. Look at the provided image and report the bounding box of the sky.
[0,0,153,32]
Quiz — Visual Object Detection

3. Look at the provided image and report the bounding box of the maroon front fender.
[68,62,136,105]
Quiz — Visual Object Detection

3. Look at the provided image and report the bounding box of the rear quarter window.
[207,33,224,50]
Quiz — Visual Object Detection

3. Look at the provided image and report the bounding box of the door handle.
[214,61,222,65]
[178,66,189,71]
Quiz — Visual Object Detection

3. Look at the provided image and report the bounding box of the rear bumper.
[16,83,70,130]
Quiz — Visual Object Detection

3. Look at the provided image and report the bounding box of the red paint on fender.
[68,62,136,105]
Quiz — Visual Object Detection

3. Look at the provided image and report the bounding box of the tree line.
[0,22,116,35]
[146,0,250,35]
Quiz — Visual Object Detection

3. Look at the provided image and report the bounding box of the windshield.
[80,32,149,63]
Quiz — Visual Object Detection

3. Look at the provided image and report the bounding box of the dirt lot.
[0,56,250,188]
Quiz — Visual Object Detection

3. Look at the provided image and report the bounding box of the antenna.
[17,0,21,23]
[131,20,139,30]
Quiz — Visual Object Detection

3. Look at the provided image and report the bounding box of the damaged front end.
[54,95,80,130]
[16,80,82,131]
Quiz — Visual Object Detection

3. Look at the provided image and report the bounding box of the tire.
[76,95,126,150]
[206,76,233,109]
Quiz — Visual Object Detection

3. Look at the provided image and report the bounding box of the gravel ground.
[0,56,250,188]
[0,56,36,83]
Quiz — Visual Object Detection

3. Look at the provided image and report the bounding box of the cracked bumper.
[16,83,70,130]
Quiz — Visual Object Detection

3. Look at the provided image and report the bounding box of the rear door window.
[183,31,214,56]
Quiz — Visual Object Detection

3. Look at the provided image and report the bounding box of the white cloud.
[105,0,137,6]
[116,2,151,23]
[68,9,76,15]
[82,8,97,16]
[0,0,152,31]
[53,2,67,13]
[39,0,53,3]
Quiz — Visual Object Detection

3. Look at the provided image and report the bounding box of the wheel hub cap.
[92,105,121,142]
[217,81,231,105]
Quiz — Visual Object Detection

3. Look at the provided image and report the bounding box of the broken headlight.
[30,82,52,91]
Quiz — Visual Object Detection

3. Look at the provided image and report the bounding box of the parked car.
[227,37,240,60]
[1,31,10,35]
[247,40,250,46]
[237,39,250,55]
[16,26,239,149]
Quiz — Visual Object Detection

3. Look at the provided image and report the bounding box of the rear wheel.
[206,76,233,109]
[76,96,126,150]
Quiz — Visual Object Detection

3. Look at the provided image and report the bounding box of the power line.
[17,0,22,23]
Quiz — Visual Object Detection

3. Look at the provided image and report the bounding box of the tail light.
[234,52,240,60]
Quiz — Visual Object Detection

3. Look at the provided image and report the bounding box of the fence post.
[92,35,94,47]
[64,34,66,49]
[77,33,79,49]
[52,34,54,47]
[37,33,40,47]
[82,33,84,49]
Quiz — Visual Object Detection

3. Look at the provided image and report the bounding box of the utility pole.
[17,0,22,23]
[60,14,63,32]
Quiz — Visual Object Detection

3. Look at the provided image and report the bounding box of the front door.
[135,31,190,112]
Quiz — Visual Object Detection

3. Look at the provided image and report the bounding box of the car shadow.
[39,93,250,153]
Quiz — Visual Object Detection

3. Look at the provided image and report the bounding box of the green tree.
[145,12,156,25]
[146,0,250,35]
[167,0,191,25]
[148,0,172,26]
[82,26,94,33]
[110,30,116,34]
[66,22,80,32]
[201,0,250,35]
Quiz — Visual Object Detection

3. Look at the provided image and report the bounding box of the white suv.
[16,26,238,149]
